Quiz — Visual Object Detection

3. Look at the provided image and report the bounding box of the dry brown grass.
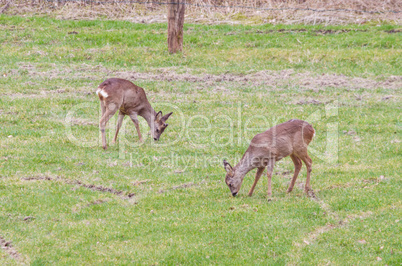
[1,0,401,24]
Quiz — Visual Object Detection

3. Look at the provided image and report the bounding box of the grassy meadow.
[0,15,401,264]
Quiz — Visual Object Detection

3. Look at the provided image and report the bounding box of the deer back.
[97,78,150,114]
[247,119,315,161]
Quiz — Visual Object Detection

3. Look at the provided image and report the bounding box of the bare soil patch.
[22,176,135,199]
[226,28,369,35]
[86,199,108,207]
[385,29,402,33]
[23,216,34,221]
[73,179,135,198]
[0,235,21,260]
[7,63,402,93]
[117,69,402,91]
[72,199,110,212]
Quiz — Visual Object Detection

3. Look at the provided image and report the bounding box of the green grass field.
[0,15,401,264]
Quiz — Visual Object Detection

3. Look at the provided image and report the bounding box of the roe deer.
[96,78,173,150]
[223,119,315,198]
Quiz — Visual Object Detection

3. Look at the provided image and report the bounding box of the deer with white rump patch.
[223,119,315,198]
[96,78,173,150]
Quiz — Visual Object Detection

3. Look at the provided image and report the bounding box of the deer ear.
[161,112,173,122]
[155,111,162,122]
[223,160,233,174]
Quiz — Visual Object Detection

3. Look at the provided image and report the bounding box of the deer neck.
[233,152,255,181]
[141,105,157,129]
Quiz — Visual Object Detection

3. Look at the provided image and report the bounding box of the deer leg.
[300,153,313,193]
[287,154,302,193]
[266,161,275,198]
[100,100,106,117]
[99,108,118,150]
[112,111,125,144]
[129,113,143,142]
[248,167,264,197]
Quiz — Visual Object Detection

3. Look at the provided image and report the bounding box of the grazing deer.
[96,78,173,150]
[223,119,315,198]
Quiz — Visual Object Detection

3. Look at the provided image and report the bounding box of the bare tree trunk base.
[168,0,186,54]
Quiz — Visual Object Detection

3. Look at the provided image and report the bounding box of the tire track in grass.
[291,180,375,262]
[21,176,135,200]
[304,210,374,244]
[288,210,375,264]
[0,235,21,261]
[289,181,396,263]
[296,182,339,220]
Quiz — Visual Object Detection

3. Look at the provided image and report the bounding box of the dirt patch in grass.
[314,29,367,35]
[0,235,21,261]
[72,199,110,212]
[73,180,135,198]
[86,199,108,206]
[7,63,402,93]
[22,176,53,181]
[22,176,135,199]
[116,69,402,91]
[385,29,402,33]
[0,110,18,115]
[23,216,35,221]
[226,29,369,35]
[381,95,394,100]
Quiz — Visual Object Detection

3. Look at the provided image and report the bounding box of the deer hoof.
[103,145,107,150]
[286,188,293,193]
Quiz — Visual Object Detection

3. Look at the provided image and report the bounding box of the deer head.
[153,111,173,141]
[223,160,242,197]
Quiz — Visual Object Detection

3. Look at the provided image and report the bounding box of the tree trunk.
[168,0,186,54]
